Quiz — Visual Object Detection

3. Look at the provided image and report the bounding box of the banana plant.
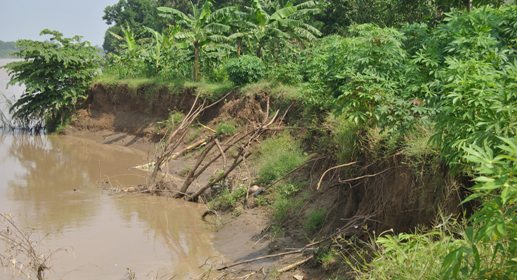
[247,0,321,58]
[158,0,235,81]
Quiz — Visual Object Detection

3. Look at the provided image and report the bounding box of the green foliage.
[275,183,302,198]
[442,138,517,279]
[358,230,461,280]
[157,111,185,130]
[322,113,359,163]
[255,132,307,184]
[271,195,291,224]
[208,186,247,210]
[268,62,302,85]
[401,122,439,162]
[158,0,237,81]
[102,0,169,52]
[216,120,237,136]
[304,208,326,234]
[426,6,517,163]
[305,25,427,131]
[4,30,101,130]
[318,249,339,270]
[225,55,266,85]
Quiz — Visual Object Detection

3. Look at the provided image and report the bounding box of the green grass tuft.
[304,208,327,234]
[255,132,307,185]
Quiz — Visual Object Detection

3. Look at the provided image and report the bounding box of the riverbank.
[62,80,465,279]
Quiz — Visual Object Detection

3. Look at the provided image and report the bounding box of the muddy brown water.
[0,132,221,279]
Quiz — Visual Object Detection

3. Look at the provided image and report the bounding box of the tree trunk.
[193,43,201,81]
[465,0,472,11]
[236,38,242,57]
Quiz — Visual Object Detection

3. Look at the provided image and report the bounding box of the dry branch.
[216,248,311,271]
[316,162,357,190]
[278,255,314,273]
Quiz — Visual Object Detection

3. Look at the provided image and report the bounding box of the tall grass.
[255,132,307,184]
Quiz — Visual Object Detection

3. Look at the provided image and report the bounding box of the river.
[0,59,220,279]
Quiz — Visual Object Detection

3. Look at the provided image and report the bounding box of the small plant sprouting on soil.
[215,121,237,137]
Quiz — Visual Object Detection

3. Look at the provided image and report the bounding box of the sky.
[0,0,119,46]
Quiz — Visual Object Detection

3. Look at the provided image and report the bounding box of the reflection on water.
[0,132,219,279]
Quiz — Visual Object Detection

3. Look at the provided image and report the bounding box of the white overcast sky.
[0,0,119,46]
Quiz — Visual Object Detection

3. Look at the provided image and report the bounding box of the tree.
[102,0,170,52]
[3,30,101,131]
[158,0,235,81]
[246,0,321,58]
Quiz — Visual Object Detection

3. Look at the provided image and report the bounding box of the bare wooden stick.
[338,168,391,184]
[170,138,208,159]
[316,162,357,190]
[216,248,310,271]
[214,138,227,168]
[278,255,314,273]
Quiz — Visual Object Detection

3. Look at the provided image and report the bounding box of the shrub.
[269,63,302,85]
[5,29,101,130]
[255,133,307,184]
[225,55,266,86]
[358,230,460,280]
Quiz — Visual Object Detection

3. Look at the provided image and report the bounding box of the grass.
[156,111,185,131]
[324,113,360,163]
[356,231,460,280]
[241,81,302,101]
[208,187,247,211]
[183,81,234,101]
[94,74,234,101]
[255,132,307,185]
[319,249,339,270]
[215,121,237,136]
[304,208,327,235]
[402,123,439,161]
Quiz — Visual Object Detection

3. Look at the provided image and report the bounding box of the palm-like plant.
[158,0,235,81]
[246,0,321,58]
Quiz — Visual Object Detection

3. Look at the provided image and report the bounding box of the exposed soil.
[67,83,464,279]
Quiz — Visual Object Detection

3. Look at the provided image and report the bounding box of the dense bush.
[4,30,101,131]
[225,55,266,86]
[304,25,429,132]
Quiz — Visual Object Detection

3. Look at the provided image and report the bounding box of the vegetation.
[255,132,307,184]
[3,30,101,131]
[2,0,516,279]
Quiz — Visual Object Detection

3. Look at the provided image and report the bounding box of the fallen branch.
[278,255,314,273]
[316,162,357,190]
[338,168,392,184]
[170,138,209,160]
[217,247,313,271]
